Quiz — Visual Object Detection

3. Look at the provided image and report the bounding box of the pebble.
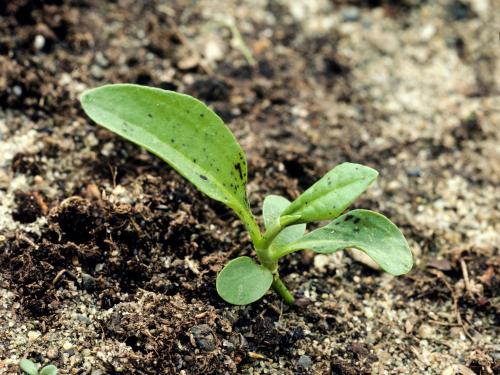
[222,339,235,352]
[63,341,73,350]
[34,35,45,50]
[297,355,313,369]
[348,249,381,271]
[341,7,360,22]
[441,364,476,375]
[420,24,436,42]
[27,330,41,341]
[418,324,434,339]
[82,273,96,290]
[13,85,22,96]
[313,254,330,272]
[204,39,225,62]
[190,324,216,352]
[406,167,422,177]
[47,348,58,359]
[447,0,474,20]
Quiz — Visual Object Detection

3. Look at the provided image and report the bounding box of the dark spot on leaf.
[200,175,208,181]
[199,113,205,118]
[147,113,152,118]
[234,163,244,180]
[170,138,175,143]
[353,227,360,233]
[344,214,354,221]
[353,217,360,224]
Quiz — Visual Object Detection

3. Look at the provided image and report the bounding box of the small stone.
[441,364,476,375]
[341,7,360,22]
[47,348,58,359]
[27,330,41,341]
[13,86,22,96]
[222,339,235,352]
[447,0,474,20]
[76,314,91,323]
[34,34,45,50]
[95,52,109,67]
[90,65,104,79]
[62,341,73,350]
[314,254,330,272]
[91,370,103,375]
[406,168,422,177]
[420,24,436,42]
[190,324,216,352]
[177,55,199,70]
[348,249,382,271]
[364,307,374,319]
[418,324,434,339]
[204,39,225,62]
[297,355,313,369]
[82,273,96,290]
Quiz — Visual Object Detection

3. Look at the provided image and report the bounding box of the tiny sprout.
[19,359,58,375]
[80,84,413,305]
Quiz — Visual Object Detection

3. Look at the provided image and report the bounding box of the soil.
[0,0,499,374]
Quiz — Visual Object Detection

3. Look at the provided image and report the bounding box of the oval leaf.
[262,195,306,253]
[19,359,38,375]
[281,163,378,223]
[281,210,413,275]
[40,366,58,375]
[263,195,289,229]
[216,256,273,305]
[80,84,258,235]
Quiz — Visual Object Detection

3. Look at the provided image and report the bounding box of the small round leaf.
[216,256,273,305]
[19,359,38,375]
[40,365,58,375]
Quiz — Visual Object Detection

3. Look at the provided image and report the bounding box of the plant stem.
[272,273,295,304]
[257,221,282,250]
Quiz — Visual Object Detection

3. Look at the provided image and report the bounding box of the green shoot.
[80,84,413,305]
[19,359,58,375]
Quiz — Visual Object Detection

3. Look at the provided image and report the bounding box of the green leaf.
[262,195,306,253]
[216,256,273,305]
[280,210,413,275]
[281,163,378,223]
[19,359,38,375]
[263,195,289,229]
[40,366,58,375]
[80,84,259,241]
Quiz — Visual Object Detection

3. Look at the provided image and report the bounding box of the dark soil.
[0,0,498,374]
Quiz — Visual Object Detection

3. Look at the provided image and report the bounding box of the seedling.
[19,359,57,375]
[80,84,413,305]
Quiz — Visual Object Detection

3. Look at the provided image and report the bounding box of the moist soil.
[0,0,499,374]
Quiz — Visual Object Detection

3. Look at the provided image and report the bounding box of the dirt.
[0,0,499,374]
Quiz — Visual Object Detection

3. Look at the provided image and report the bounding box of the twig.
[428,269,475,342]
[460,258,472,298]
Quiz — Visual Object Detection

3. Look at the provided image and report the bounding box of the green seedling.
[19,359,57,375]
[80,84,413,305]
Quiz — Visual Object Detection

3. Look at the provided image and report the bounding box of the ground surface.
[0,0,499,374]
